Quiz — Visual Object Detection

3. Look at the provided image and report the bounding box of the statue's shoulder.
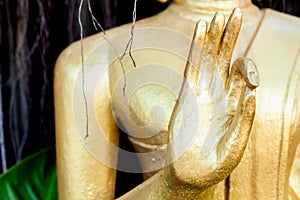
[261,8,300,37]
[248,8,300,65]
[54,22,133,73]
[54,11,163,71]
[245,8,300,99]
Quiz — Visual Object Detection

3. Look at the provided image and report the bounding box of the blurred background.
[0,0,299,197]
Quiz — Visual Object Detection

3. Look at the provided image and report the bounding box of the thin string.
[87,0,128,92]
[87,0,106,32]
[79,0,138,138]
[78,0,89,139]
[120,0,137,69]
[79,0,130,139]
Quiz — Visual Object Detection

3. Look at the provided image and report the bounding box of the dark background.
[0,0,299,197]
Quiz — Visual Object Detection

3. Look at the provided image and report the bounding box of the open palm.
[169,8,259,188]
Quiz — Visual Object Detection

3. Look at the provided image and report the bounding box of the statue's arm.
[54,37,119,200]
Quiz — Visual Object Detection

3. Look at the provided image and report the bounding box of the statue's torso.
[107,4,300,199]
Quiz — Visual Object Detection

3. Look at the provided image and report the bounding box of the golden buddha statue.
[54,0,300,199]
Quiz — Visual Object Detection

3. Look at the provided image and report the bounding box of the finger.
[217,86,256,167]
[184,20,207,90]
[170,20,207,140]
[207,11,225,58]
[226,57,259,116]
[218,8,243,85]
[174,20,207,130]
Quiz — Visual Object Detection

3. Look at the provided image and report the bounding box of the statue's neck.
[173,0,252,12]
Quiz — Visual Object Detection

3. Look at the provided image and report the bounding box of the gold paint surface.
[54,0,300,199]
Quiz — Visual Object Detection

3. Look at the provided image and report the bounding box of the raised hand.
[117,8,260,200]
[169,8,259,189]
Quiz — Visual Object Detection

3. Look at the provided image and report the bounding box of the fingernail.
[247,70,259,89]
[232,8,242,19]
[245,59,259,89]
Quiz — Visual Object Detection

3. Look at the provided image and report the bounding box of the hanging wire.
[86,0,127,93]
[120,0,137,70]
[78,0,90,139]
[78,0,138,138]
